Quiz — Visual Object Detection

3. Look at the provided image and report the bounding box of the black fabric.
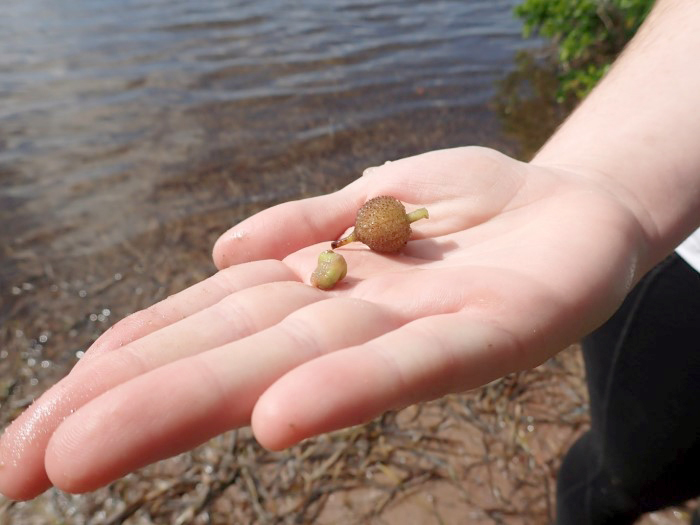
[556,254,700,524]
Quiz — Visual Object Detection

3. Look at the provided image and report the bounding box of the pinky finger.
[251,313,529,450]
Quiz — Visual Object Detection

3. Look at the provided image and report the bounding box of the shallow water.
[0,0,547,408]
[0,0,537,272]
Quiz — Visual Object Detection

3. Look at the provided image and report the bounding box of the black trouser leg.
[556,254,700,525]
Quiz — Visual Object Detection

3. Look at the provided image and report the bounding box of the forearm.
[532,0,700,270]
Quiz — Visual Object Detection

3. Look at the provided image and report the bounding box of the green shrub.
[515,0,654,99]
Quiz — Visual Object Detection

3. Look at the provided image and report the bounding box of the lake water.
[0,0,539,272]
[0,0,545,397]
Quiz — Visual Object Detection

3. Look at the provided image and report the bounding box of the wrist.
[529,0,700,270]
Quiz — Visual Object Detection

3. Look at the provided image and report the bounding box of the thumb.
[212,177,367,269]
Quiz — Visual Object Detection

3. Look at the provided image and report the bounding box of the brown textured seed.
[331,196,429,253]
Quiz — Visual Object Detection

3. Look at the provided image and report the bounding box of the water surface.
[0,0,536,269]
[1,0,543,408]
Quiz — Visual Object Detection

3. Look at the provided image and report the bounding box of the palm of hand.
[0,147,642,499]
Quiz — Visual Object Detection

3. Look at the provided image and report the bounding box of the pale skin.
[2,0,700,501]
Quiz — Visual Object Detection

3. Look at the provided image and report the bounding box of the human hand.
[0,146,647,500]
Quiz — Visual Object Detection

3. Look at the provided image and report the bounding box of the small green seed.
[310,250,347,290]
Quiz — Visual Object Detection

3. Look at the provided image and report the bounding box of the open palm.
[0,147,645,500]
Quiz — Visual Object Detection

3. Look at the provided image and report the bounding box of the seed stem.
[331,231,357,249]
[406,207,429,223]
